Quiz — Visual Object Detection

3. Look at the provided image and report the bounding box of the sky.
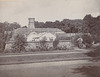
[0,0,100,26]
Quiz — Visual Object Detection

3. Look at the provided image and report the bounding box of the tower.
[28,18,35,28]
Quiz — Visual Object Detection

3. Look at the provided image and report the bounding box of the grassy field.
[0,49,89,65]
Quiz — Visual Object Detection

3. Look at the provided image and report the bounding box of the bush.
[57,42,72,50]
[37,37,50,51]
[53,38,59,49]
[0,34,7,53]
[82,34,93,48]
[72,34,93,48]
[0,39,5,52]
[12,34,27,53]
[39,40,48,51]
[57,44,68,50]
[71,35,80,47]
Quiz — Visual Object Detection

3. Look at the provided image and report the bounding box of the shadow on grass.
[73,66,100,77]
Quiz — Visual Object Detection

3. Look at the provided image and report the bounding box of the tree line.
[35,16,89,33]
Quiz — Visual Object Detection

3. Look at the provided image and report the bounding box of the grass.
[0,50,87,64]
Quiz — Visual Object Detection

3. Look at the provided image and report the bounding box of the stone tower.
[28,18,35,28]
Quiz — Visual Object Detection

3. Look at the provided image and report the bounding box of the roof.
[12,28,65,37]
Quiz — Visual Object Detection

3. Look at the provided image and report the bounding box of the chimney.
[28,18,35,28]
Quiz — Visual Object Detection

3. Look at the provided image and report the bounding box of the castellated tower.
[28,18,35,28]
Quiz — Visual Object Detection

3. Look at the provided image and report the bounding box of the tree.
[34,21,44,28]
[0,22,21,53]
[0,23,6,52]
[83,15,100,43]
[12,34,27,53]
[5,22,21,31]
[90,21,100,43]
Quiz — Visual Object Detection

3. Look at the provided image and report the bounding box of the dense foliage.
[4,22,21,31]
[35,19,88,33]
[82,34,93,48]
[53,38,59,49]
[0,22,21,53]
[12,34,27,53]
[0,23,6,52]
[83,15,100,43]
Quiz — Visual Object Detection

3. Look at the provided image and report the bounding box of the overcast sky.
[0,0,100,26]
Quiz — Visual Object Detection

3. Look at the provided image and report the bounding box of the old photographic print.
[0,0,100,77]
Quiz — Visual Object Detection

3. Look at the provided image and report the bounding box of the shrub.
[57,42,72,50]
[71,35,80,47]
[0,34,7,53]
[72,34,93,48]
[53,38,59,49]
[12,34,27,53]
[82,34,93,48]
[57,44,68,50]
[37,37,49,51]
[39,40,48,51]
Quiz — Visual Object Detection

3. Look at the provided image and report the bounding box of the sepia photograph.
[0,0,100,77]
